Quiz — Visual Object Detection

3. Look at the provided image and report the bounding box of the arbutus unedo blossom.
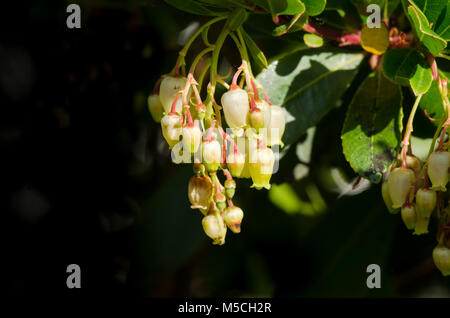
[387,168,415,209]
[428,151,450,192]
[159,76,190,114]
[147,94,164,123]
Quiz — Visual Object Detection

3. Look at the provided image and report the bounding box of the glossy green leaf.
[382,48,432,95]
[406,2,447,54]
[419,72,447,126]
[241,28,269,69]
[302,0,327,16]
[435,4,450,40]
[163,0,222,15]
[342,72,403,183]
[303,33,324,48]
[407,0,447,25]
[257,49,363,145]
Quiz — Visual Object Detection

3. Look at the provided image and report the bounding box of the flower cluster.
[147,17,285,245]
[382,77,450,276]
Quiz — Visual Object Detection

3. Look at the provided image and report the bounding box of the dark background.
[2,0,449,298]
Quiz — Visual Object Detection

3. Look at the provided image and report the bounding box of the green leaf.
[419,76,446,126]
[382,48,432,95]
[342,72,403,183]
[303,33,324,48]
[407,0,447,25]
[241,28,269,69]
[279,0,306,15]
[163,0,221,16]
[257,49,363,145]
[406,2,447,54]
[302,0,327,16]
[435,4,450,40]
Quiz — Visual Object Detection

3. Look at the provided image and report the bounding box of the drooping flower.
[428,151,450,192]
[221,88,249,129]
[188,174,213,210]
[147,94,164,122]
[249,146,275,190]
[267,105,285,147]
[387,168,415,209]
[223,206,244,233]
[159,76,189,114]
[161,113,182,148]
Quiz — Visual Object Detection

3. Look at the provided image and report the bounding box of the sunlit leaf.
[257,49,364,145]
[342,71,403,183]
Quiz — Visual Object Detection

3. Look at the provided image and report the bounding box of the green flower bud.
[432,244,450,276]
[193,163,205,175]
[188,174,213,210]
[381,180,398,214]
[202,139,221,172]
[161,113,182,148]
[182,123,202,154]
[224,179,236,199]
[224,206,244,233]
[415,188,437,218]
[202,212,227,245]
[249,147,275,190]
[401,204,416,230]
[147,94,164,122]
[215,192,226,211]
[413,214,430,235]
[387,168,415,209]
[428,151,450,192]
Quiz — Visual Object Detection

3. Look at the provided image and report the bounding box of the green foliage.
[382,48,433,95]
[342,72,403,183]
[241,28,269,68]
[256,49,363,145]
[404,0,447,54]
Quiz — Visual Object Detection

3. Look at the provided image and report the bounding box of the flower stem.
[401,94,422,168]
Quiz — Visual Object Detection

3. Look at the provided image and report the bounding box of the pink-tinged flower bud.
[256,100,271,129]
[182,123,202,154]
[387,168,415,209]
[224,206,244,233]
[249,108,264,130]
[202,213,227,245]
[415,188,437,218]
[227,151,245,178]
[382,180,398,214]
[249,147,275,190]
[215,192,226,211]
[188,174,213,210]
[159,76,189,114]
[267,105,285,147]
[147,94,164,122]
[428,151,450,192]
[406,155,421,176]
[161,113,182,148]
[221,88,249,129]
[413,214,430,235]
[401,204,416,230]
[224,179,236,199]
[202,139,222,172]
[432,244,450,276]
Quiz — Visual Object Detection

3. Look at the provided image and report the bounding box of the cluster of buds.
[146,16,285,244]
[381,78,450,276]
